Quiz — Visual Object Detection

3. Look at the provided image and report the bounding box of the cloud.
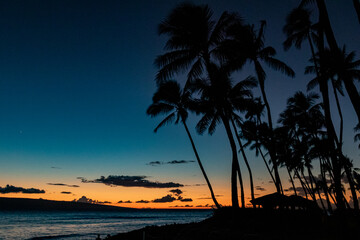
[118,200,132,203]
[74,196,97,204]
[0,185,45,194]
[152,194,176,203]
[184,205,193,207]
[78,175,183,188]
[61,191,72,194]
[147,161,163,166]
[136,200,150,203]
[147,160,195,166]
[284,187,306,196]
[197,195,222,199]
[169,189,183,196]
[180,198,193,202]
[73,196,110,204]
[51,166,61,169]
[255,186,266,191]
[47,183,79,188]
[167,160,195,164]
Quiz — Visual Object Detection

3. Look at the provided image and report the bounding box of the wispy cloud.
[78,175,183,188]
[47,183,79,188]
[0,185,45,194]
[118,200,132,203]
[255,186,266,191]
[136,200,150,203]
[147,160,195,166]
[180,198,193,202]
[51,166,61,169]
[61,191,72,194]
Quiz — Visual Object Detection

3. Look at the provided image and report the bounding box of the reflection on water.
[0,210,212,240]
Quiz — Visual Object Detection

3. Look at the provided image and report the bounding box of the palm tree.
[155,3,242,85]
[155,3,245,208]
[278,91,332,210]
[328,47,360,125]
[146,80,221,209]
[230,21,295,194]
[191,65,257,208]
[306,48,360,209]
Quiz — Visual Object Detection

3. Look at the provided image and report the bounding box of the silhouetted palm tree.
[235,21,295,194]
[191,65,257,208]
[155,3,245,208]
[283,7,316,52]
[155,3,241,85]
[147,80,221,209]
[306,48,360,209]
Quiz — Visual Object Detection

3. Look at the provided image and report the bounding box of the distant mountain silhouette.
[0,197,132,211]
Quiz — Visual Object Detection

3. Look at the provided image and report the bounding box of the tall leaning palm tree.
[191,65,257,208]
[155,3,244,208]
[229,21,295,194]
[147,80,221,209]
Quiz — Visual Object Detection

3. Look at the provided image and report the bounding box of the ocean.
[0,209,212,240]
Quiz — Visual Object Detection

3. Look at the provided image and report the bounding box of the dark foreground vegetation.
[147,0,360,212]
[107,208,360,240]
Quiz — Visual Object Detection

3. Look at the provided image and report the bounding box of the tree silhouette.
[228,21,295,194]
[190,64,257,208]
[147,80,221,209]
[155,3,245,208]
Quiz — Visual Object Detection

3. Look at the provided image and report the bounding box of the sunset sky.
[0,0,359,209]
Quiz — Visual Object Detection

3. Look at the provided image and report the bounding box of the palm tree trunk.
[182,120,221,209]
[220,114,242,208]
[343,78,360,124]
[286,165,297,196]
[295,169,309,199]
[319,157,333,213]
[316,0,338,51]
[302,169,316,201]
[308,168,326,210]
[230,118,255,204]
[319,79,344,209]
[259,148,277,187]
[341,155,359,210]
[258,78,282,194]
[354,0,360,24]
[317,27,345,210]
[331,79,344,145]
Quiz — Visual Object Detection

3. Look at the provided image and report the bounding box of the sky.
[0,0,359,209]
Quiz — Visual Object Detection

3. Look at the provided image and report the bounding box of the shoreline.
[105,208,360,240]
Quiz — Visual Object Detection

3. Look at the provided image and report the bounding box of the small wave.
[27,233,84,239]
[66,215,160,220]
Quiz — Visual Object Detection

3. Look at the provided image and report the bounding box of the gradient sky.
[0,0,359,208]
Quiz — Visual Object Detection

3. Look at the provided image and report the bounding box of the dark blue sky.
[0,0,359,205]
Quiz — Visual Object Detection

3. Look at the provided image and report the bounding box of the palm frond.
[147,103,175,117]
[155,54,196,84]
[187,58,204,82]
[196,112,214,134]
[154,112,176,132]
[263,57,295,77]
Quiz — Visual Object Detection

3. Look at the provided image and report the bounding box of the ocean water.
[0,209,212,240]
